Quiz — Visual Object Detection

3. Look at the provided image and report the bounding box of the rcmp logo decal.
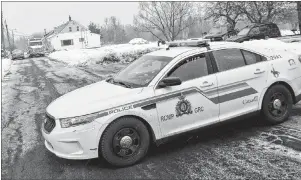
[175,94,193,117]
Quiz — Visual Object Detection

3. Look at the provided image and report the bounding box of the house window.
[61,39,74,46]
[77,26,79,31]
[79,38,85,42]
[69,27,72,32]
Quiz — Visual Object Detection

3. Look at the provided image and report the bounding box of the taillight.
[299,55,301,63]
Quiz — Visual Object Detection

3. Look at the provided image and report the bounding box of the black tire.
[261,84,293,124]
[100,117,150,167]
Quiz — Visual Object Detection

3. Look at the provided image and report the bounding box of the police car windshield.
[112,55,172,88]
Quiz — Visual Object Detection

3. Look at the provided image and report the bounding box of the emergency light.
[166,39,210,49]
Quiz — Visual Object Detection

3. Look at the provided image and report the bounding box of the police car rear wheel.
[100,117,150,167]
[262,85,293,124]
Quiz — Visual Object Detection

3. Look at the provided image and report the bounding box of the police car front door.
[155,53,219,137]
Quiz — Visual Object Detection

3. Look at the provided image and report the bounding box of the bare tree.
[98,16,127,44]
[205,2,244,30]
[134,2,196,41]
[239,2,290,23]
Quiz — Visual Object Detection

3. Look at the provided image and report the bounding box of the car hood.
[204,33,225,39]
[12,51,24,55]
[30,45,43,49]
[46,80,143,118]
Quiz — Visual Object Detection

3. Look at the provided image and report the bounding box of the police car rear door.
[155,52,219,137]
[211,48,268,121]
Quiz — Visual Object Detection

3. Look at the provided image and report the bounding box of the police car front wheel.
[262,85,293,124]
[100,117,150,167]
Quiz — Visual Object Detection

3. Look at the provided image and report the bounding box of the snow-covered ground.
[2,58,12,78]
[49,42,160,65]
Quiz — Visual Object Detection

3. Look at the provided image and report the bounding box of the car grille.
[44,114,56,133]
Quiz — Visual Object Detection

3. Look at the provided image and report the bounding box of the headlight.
[60,112,101,128]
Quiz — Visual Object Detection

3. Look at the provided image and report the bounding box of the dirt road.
[2,57,301,179]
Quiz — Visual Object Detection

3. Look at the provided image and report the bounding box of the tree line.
[89,2,301,44]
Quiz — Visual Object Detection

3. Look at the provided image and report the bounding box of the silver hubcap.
[273,99,282,110]
[120,136,132,148]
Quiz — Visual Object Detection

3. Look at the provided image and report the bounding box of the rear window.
[213,49,246,71]
[241,50,262,65]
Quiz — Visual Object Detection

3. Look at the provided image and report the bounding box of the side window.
[249,27,260,35]
[168,53,208,82]
[213,49,245,71]
[241,50,262,65]
[259,26,268,34]
[261,56,267,61]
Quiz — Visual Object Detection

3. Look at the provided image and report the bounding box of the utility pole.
[5,20,12,55]
[297,1,301,34]
[1,11,6,55]
[11,29,14,49]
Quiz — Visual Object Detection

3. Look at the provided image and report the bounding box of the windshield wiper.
[107,78,132,88]
[115,80,132,88]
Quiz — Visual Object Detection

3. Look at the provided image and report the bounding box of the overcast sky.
[2,2,139,35]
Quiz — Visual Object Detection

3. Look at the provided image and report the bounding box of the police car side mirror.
[158,77,182,88]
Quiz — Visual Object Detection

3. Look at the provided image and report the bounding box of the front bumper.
[30,52,45,56]
[42,120,103,160]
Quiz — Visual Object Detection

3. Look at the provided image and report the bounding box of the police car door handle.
[254,69,265,74]
[200,81,214,88]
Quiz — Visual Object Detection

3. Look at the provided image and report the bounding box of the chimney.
[69,15,71,21]
[44,29,47,35]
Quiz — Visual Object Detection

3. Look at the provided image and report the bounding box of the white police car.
[42,40,301,167]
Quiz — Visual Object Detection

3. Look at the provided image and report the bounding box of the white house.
[44,16,101,51]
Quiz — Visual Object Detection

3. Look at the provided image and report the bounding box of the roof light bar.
[166,39,210,48]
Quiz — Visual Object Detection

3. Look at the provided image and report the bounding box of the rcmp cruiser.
[42,39,301,167]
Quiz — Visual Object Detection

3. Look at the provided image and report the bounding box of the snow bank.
[129,38,149,45]
[50,38,301,66]
[49,43,160,66]
[242,38,301,55]
[280,30,300,36]
[1,58,12,78]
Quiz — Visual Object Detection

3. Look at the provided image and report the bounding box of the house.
[44,16,101,51]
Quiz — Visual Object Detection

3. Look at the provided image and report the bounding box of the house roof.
[44,20,88,38]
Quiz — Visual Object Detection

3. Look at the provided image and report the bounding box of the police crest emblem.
[175,94,193,117]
